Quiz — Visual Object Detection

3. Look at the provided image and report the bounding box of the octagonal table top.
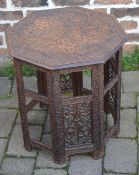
[6,7,127,70]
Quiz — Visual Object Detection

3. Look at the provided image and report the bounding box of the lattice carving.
[60,74,72,91]
[106,86,116,119]
[105,55,118,120]
[63,102,92,148]
[108,56,116,80]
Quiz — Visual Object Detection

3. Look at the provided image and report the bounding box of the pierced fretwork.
[64,102,92,148]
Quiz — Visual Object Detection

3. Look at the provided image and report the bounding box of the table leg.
[47,71,65,164]
[14,58,32,151]
[114,48,122,136]
[91,64,105,159]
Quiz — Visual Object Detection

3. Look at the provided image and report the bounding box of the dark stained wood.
[65,145,95,155]
[9,7,126,165]
[30,139,52,151]
[26,100,38,112]
[24,89,49,104]
[46,71,66,164]
[7,7,127,70]
[104,75,119,95]
[14,59,32,151]
[62,95,92,105]
[92,64,105,159]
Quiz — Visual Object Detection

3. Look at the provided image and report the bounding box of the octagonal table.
[6,7,127,164]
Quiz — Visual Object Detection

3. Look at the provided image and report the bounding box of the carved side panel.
[106,85,116,118]
[60,74,73,91]
[63,102,92,148]
[105,55,117,83]
[104,54,118,123]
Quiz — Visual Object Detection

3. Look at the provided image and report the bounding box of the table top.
[7,7,127,70]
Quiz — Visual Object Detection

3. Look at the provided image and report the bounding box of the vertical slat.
[72,71,83,96]
[14,58,32,151]
[37,71,43,95]
[114,48,122,136]
[104,61,110,114]
[37,71,44,107]
[37,71,47,107]
[42,72,47,94]
[47,71,65,164]
[91,64,104,159]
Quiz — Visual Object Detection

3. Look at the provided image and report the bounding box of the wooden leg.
[47,71,65,164]
[72,71,83,96]
[37,71,47,108]
[37,71,43,107]
[104,61,110,114]
[14,58,32,151]
[91,64,105,159]
[114,48,122,136]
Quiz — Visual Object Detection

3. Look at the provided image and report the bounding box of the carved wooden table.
[6,7,127,164]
